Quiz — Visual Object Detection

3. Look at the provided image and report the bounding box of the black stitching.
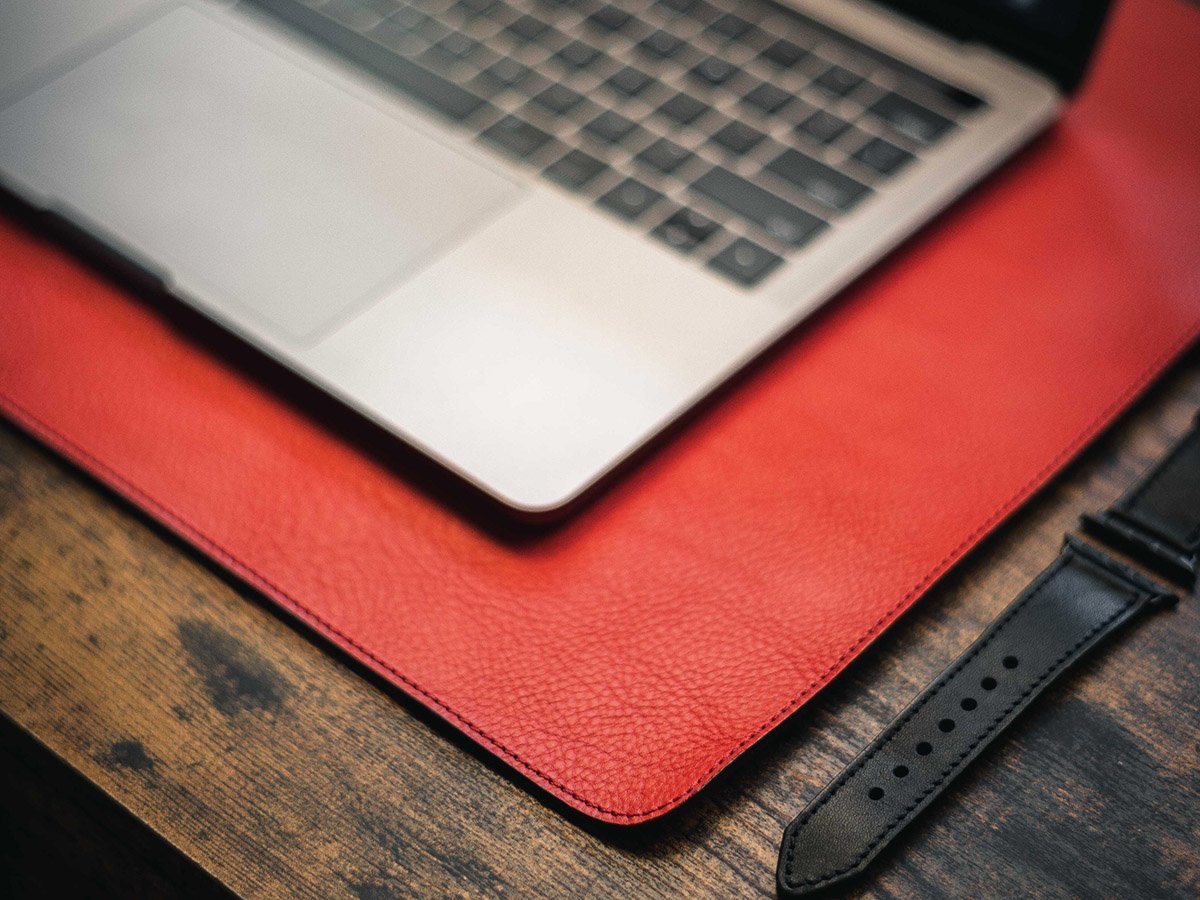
[783,550,1141,888]
[782,551,1072,881]
[1122,426,1200,544]
[0,311,1193,821]
[1067,537,1174,597]
[0,389,1116,821]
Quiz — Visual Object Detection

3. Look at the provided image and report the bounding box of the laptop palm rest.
[0,4,523,345]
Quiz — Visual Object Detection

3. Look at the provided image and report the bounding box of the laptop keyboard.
[250,0,986,287]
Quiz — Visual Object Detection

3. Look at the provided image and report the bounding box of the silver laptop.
[0,0,1110,516]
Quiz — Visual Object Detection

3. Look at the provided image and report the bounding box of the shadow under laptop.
[8,350,1171,865]
[0,120,1090,852]
[0,118,1059,549]
[13,376,1170,893]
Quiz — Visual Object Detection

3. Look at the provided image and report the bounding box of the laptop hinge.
[868,0,1115,94]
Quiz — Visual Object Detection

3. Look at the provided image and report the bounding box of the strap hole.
[868,787,885,800]
[961,697,977,711]
[981,676,997,691]
[1003,655,1019,669]
[892,765,909,778]
[938,718,955,733]
[916,741,933,756]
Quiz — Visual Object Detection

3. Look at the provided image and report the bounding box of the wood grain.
[0,714,234,898]
[2,348,1198,898]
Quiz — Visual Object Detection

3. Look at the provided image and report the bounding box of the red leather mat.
[2,0,1198,825]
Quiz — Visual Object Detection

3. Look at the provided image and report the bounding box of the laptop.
[0,0,1111,517]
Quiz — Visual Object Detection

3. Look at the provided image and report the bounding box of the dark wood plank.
[0,714,233,899]
[1,348,1198,898]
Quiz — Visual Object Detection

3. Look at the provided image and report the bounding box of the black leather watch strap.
[1083,412,1200,587]
[776,537,1175,898]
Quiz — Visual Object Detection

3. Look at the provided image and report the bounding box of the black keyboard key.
[638,30,685,59]
[424,33,480,69]
[868,92,954,144]
[586,5,632,32]
[637,138,694,174]
[708,238,782,286]
[487,57,530,84]
[480,115,553,157]
[707,13,753,42]
[692,167,826,246]
[742,82,792,115]
[584,110,640,143]
[506,14,550,41]
[796,110,850,144]
[252,0,489,121]
[766,148,871,212]
[465,41,500,67]
[474,57,534,95]
[652,207,721,253]
[690,56,738,87]
[368,15,425,53]
[761,39,807,69]
[382,4,425,28]
[456,0,497,16]
[710,120,766,155]
[532,83,585,113]
[544,149,608,189]
[556,40,601,68]
[853,137,914,175]
[598,178,664,220]
[323,0,388,31]
[657,92,710,125]
[606,66,654,97]
[434,31,478,58]
[421,46,462,71]
[758,2,987,112]
[813,65,863,97]
[360,0,404,13]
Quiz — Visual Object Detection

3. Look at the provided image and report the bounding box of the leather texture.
[776,537,1176,897]
[1084,413,1200,586]
[1,0,1199,825]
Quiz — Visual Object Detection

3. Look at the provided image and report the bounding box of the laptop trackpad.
[0,4,523,344]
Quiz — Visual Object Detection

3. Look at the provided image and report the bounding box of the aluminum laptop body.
[0,0,1110,515]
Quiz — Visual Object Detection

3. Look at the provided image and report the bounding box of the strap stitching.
[1121,426,1200,545]
[782,550,1072,882]
[782,557,1139,889]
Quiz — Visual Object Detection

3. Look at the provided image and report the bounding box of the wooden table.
[2,343,1198,898]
